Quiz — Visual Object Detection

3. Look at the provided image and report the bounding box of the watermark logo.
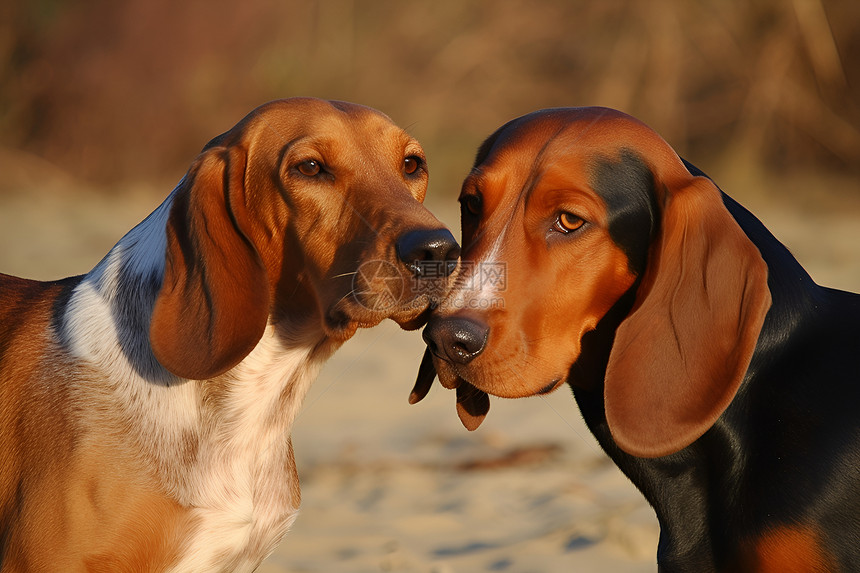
[351,260,508,311]
[351,260,405,312]
[457,261,507,292]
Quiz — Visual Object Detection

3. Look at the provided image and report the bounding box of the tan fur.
[605,176,771,456]
[0,98,452,570]
[738,526,836,573]
[425,107,770,457]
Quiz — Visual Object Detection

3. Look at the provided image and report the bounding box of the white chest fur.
[62,189,335,570]
[167,329,329,573]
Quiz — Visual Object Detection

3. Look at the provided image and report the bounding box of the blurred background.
[1,1,859,571]
[3,0,860,187]
[2,0,859,285]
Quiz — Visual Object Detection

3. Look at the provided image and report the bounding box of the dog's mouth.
[323,290,438,341]
[535,378,564,395]
[324,254,455,339]
[391,303,435,331]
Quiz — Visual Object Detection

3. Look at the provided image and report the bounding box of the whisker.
[334,289,357,306]
[297,326,393,419]
[329,271,359,279]
[511,343,556,368]
[503,363,600,454]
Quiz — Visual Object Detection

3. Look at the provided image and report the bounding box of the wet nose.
[396,228,460,278]
[423,316,489,365]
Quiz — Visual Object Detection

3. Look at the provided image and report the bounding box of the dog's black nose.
[423,316,489,365]
[396,228,460,278]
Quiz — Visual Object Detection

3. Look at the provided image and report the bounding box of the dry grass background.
[0,1,859,571]
[2,0,860,189]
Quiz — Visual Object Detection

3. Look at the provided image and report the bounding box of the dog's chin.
[534,378,565,395]
[323,304,378,341]
[390,302,434,331]
[322,314,362,342]
[323,296,434,340]
[433,356,568,398]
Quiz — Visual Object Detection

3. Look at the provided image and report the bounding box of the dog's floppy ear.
[605,175,771,458]
[409,347,491,431]
[150,145,270,380]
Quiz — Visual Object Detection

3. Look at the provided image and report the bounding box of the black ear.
[149,146,270,380]
[455,381,490,431]
[409,347,437,404]
[409,347,491,431]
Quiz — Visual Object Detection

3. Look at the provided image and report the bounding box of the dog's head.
[149,98,458,380]
[414,107,771,457]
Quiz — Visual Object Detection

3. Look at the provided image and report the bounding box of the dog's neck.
[59,187,337,500]
[56,189,341,569]
[568,191,848,570]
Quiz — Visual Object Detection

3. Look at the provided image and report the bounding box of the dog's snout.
[396,228,460,278]
[423,316,489,365]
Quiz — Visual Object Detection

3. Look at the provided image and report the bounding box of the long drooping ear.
[604,176,771,458]
[149,146,270,380]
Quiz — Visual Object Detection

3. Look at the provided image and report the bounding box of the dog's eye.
[404,156,422,175]
[460,194,482,217]
[297,160,322,177]
[553,212,585,233]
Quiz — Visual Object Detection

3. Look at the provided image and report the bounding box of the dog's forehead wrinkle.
[461,108,636,307]
[254,105,397,157]
[274,132,405,181]
[491,110,613,210]
[474,125,567,248]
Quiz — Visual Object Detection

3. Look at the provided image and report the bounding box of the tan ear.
[149,146,270,380]
[605,176,771,458]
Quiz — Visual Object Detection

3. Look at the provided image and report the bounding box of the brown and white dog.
[0,98,458,571]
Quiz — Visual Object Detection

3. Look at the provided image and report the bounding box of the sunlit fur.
[431,108,644,398]
[423,107,860,571]
[0,98,453,571]
[59,187,334,571]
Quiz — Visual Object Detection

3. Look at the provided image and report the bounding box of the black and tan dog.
[411,107,860,572]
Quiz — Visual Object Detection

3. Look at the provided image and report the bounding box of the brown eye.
[297,160,321,177]
[404,156,421,175]
[554,212,585,233]
[461,194,481,216]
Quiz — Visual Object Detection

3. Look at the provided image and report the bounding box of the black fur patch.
[590,150,658,276]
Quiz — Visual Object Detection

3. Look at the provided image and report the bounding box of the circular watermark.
[351,259,508,312]
[351,259,407,312]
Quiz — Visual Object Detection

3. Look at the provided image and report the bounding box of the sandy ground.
[1,150,858,572]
